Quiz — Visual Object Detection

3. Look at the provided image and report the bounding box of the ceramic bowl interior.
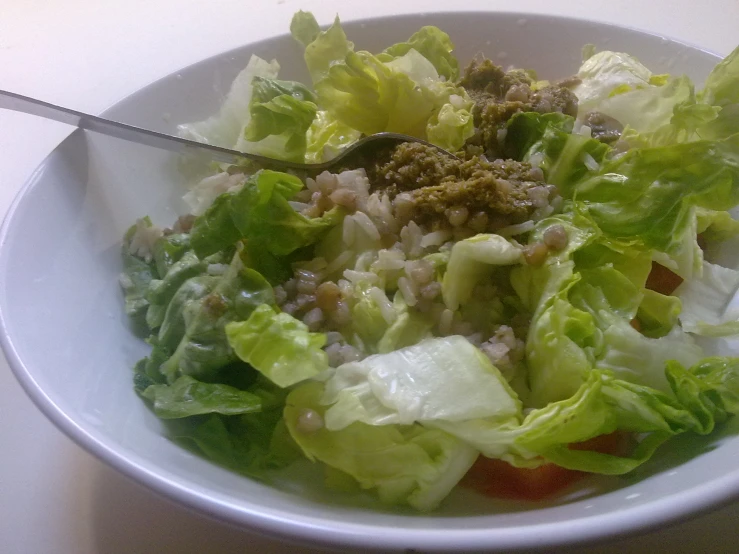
[1,11,736,553]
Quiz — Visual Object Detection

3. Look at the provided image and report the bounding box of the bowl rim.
[0,9,735,552]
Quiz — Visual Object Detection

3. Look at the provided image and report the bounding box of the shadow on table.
[89,463,333,554]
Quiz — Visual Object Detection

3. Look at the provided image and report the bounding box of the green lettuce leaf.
[591,313,703,393]
[572,50,655,115]
[191,170,343,258]
[321,336,521,430]
[698,103,739,141]
[380,26,460,81]
[676,260,739,336]
[349,282,396,351]
[239,77,318,162]
[314,49,430,136]
[506,112,610,195]
[504,111,574,160]
[157,274,219,351]
[152,233,190,279]
[305,110,362,163]
[226,304,329,388]
[177,55,280,148]
[624,100,721,148]
[572,135,739,279]
[159,254,275,382]
[437,359,739,473]
[701,45,739,107]
[610,47,739,148]
[523,262,596,405]
[167,380,299,478]
[284,381,478,511]
[292,13,354,84]
[120,221,158,324]
[146,251,208,329]
[696,207,739,242]
[517,215,702,405]
[668,357,739,415]
[426,100,475,153]
[289,10,322,48]
[189,190,242,258]
[593,75,694,135]
[293,12,473,150]
[226,169,343,256]
[636,288,682,338]
[442,234,523,311]
[142,375,262,419]
[377,293,434,354]
[133,337,170,388]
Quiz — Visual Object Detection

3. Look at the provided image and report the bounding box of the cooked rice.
[369,287,397,324]
[255,160,559,368]
[400,221,424,258]
[582,152,600,171]
[497,220,536,237]
[184,172,244,215]
[397,276,418,306]
[207,263,228,276]
[439,309,454,335]
[343,269,379,284]
[303,307,324,331]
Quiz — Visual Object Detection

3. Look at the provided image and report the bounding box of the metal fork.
[0,89,457,172]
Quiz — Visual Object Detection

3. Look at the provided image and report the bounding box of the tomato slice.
[644,234,707,296]
[461,457,583,501]
[462,432,628,501]
[645,261,683,295]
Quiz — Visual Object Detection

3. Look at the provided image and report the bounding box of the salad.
[120,11,739,511]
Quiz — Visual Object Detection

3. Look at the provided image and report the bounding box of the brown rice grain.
[316,281,342,311]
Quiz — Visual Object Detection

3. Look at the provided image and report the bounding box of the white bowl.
[1,11,735,553]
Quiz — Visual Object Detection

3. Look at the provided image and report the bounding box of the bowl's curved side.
[1,11,738,553]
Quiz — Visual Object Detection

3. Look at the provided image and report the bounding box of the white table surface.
[2,1,739,552]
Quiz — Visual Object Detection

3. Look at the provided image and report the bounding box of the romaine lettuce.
[158,254,275,383]
[142,375,262,419]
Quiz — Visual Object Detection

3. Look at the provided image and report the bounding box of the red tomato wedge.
[644,234,706,296]
[645,261,683,295]
[461,432,628,501]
